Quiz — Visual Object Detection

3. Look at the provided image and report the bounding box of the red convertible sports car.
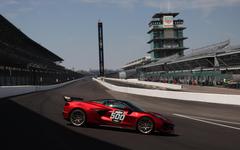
[63,96,174,134]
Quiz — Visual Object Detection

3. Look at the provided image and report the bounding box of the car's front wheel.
[137,117,154,134]
[70,109,86,127]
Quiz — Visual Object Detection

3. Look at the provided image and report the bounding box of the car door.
[100,100,136,128]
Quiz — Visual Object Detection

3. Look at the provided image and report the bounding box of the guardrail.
[103,77,183,90]
[0,78,83,99]
[93,78,240,106]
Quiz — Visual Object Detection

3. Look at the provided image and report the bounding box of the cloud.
[0,0,19,6]
[2,0,239,11]
[144,0,240,11]
[0,0,53,18]
[78,0,139,7]
[1,0,240,18]
[79,0,138,4]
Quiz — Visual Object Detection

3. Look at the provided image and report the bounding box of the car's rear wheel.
[137,117,154,134]
[70,109,86,127]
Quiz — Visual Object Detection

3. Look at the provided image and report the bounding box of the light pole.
[98,21,104,77]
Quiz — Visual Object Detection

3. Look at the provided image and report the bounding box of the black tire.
[137,117,154,134]
[70,109,86,127]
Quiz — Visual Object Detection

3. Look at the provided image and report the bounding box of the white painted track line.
[173,113,240,131]
[182,115,240,125]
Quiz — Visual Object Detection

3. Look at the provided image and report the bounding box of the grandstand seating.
[125,40,240,88]
[0,15,82,86]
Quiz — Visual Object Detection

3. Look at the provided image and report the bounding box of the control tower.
[147,12,188,61]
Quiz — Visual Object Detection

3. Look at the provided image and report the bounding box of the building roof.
[147,37,188,44]
[122,56,151,69]
[147,47,188,53]
[152,12,179,18]
[140,40,240,69]
[0,14,63,63]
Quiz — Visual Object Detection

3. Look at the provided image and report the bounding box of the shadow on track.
[0,98,128,150]
[67,123,179,137]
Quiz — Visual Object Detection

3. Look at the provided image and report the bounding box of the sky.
[0,0,240,70]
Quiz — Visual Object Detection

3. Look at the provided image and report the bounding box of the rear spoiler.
[63,96,84,102]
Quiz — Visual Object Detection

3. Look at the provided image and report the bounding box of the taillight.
[64,102,70,106]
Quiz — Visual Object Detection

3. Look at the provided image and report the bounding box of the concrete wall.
[93,78,240,106]
[104,77,182,90]
[0,78,82,99]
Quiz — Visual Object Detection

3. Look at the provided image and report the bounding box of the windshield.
[124,101,144,112]
[90,99,144,112]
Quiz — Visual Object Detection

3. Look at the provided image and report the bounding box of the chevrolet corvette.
[63,96,174,134]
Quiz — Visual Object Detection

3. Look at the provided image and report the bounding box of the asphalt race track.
[1,77,240,150]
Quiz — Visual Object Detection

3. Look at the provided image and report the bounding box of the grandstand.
[0,14,82,86]
[118,56,151,79]
[138,40,240,88]
[122,56,151,70]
